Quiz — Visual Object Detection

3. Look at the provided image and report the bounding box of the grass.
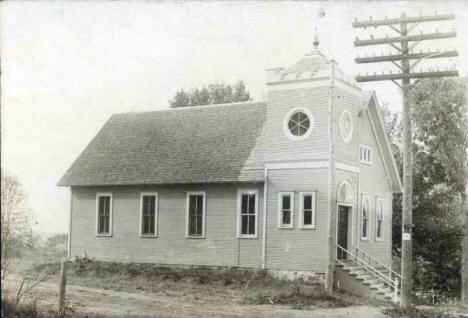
[249,285,354,309]
[382,305,456,318]
[29,257,359,310]
[1,295,40,318]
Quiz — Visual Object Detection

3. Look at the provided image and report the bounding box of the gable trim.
[367,93,403,193]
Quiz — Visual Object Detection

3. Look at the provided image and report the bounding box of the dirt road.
[3,275,386,318]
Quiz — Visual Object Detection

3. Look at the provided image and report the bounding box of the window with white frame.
[140,193,157,236]
[361,195,370,240]
[359,145,373,164]
[186,192,206,238]
[278,192,294,228]
[238,190,258,238]
[300,192,316,228]
[375,198,384,240]
[96,193,112,236]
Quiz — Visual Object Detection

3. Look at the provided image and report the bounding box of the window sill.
[278,225,294,229]
[360,161,373,166]
[140,234,158,238]
[186,236,205,239]
[237,235,258,239]
[96,233,112,237]
[375,238,384,242]
[299,226,316,230]
[360,237,369,241]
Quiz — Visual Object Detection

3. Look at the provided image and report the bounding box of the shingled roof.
[58,102,267,186]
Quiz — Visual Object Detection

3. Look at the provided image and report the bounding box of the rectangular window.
[359,145,373,165]
[375,198,384,240]
[278,192,294,228]
[186,192,206,238]
[96,193,112,236]
[237,190,258,238]
[140,193,158,237]
[361,195,371,240]
[300,192,316,229]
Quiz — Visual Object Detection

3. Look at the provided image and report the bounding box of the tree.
[382,78,467,302]
[169,80,251,108]
[1,171,33,278]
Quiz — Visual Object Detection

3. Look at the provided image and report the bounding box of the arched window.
[361,196,370,240]
[376,198,384,240]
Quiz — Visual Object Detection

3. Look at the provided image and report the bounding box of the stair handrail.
[355,247,401,280]
[336,244,399,293]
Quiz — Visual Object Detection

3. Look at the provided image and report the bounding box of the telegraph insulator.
[355,36,359,40]
[370,35,374,39]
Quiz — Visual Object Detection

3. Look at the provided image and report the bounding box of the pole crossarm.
[354,32,456,47]
[355,70,459,82]
[353,11,458,308]
[352,14,455,28]
[355,50,458,64]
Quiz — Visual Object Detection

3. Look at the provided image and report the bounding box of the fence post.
[58,259,67,312]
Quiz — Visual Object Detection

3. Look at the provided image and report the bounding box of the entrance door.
[337,205,349,260]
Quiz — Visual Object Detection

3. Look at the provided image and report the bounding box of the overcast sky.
[1,1,467,235]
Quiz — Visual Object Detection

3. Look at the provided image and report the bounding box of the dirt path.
[3,275,387,318]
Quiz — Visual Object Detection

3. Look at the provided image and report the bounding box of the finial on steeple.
[313,27,320,49]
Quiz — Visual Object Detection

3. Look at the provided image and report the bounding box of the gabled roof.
[363,91,403,193]
[58,102,267,186]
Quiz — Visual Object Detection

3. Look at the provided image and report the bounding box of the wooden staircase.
[335,245,401,303]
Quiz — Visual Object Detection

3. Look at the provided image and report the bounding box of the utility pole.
[352,12,458,308]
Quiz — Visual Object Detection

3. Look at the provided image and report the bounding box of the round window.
[283,107,314,140]
[340,110,353,143]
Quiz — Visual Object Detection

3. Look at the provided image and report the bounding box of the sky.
[1,0,467,235]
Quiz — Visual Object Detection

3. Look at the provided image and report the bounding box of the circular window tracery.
[340,110,353,143]
[283,107,314,140]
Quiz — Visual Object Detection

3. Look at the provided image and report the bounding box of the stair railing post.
[394,277,399,298]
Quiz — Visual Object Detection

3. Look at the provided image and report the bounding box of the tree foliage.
[383,78,467,300]
[1,171,33,278]
[169,80,251,108]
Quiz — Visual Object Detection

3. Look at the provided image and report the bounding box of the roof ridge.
[114,100,267,116]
